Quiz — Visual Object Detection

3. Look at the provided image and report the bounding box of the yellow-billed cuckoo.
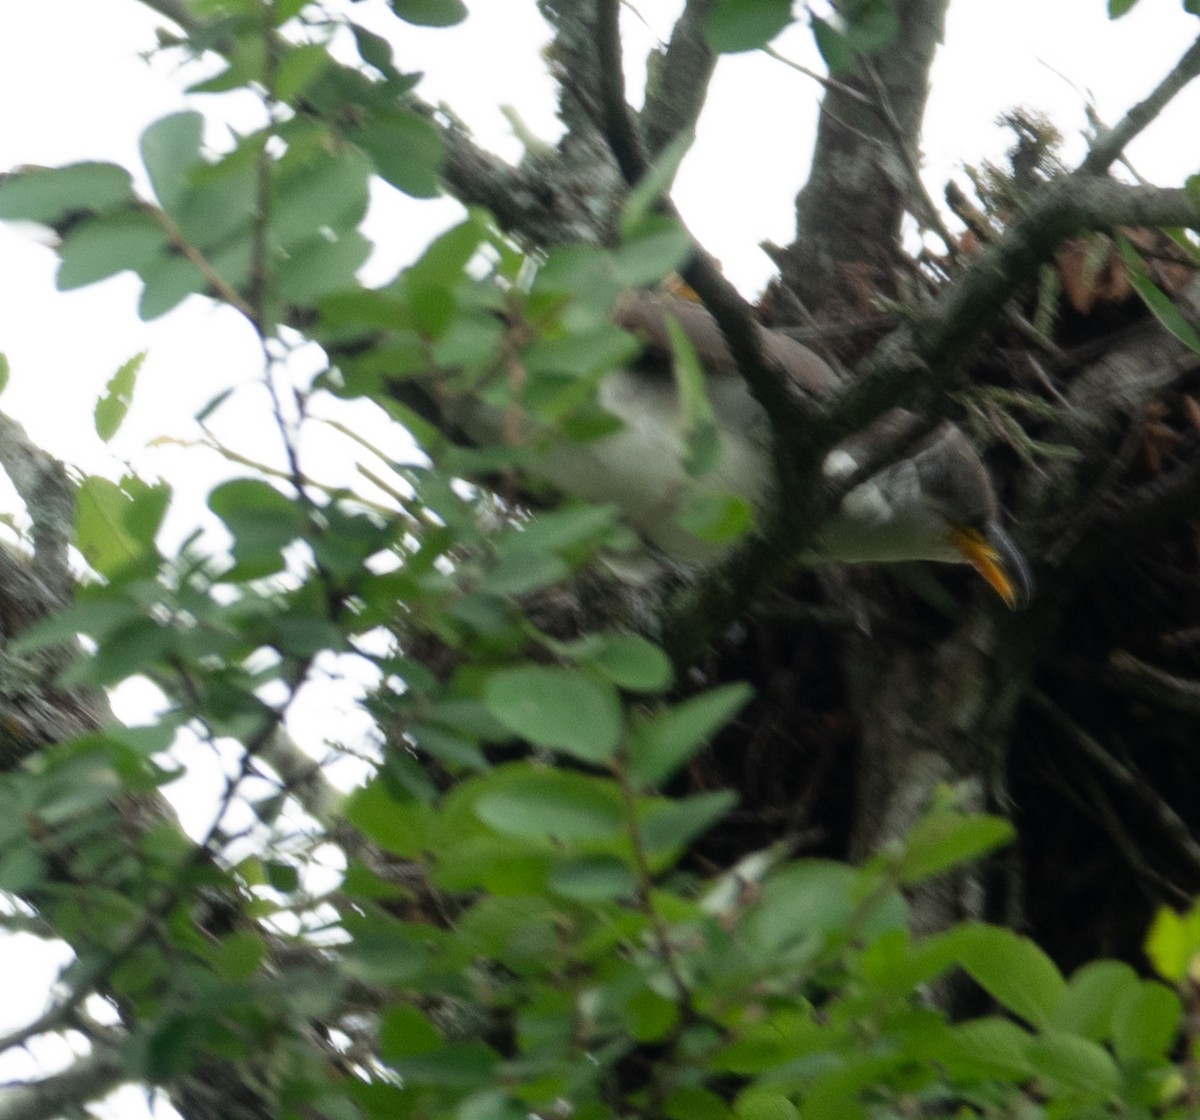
[485,290,1031,608]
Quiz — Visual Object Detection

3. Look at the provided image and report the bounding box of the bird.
[463,289,1032,608]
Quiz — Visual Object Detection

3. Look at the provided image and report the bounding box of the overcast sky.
[1,1,1198,1114]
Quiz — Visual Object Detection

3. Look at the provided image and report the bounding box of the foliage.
[1,3,1200,1120]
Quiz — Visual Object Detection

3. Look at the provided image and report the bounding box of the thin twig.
[864,61,957,259]
[1031,690,1200,879]
[141,202,256,322]
[612,751,692,1012]
[1106,650,1200,715]
[247,4,276,337]
[762,44,871,103]
[590,0,809,457]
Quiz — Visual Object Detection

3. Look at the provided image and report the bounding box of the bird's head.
[820,419,1033,609]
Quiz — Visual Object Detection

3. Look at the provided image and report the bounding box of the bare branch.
[784,0,950,309]
[1106,649,1200,715]
[1032,690,1200,880]
[913,180,1200,378]
[1080,33,1200,175]
[0,1047,126,1120]
[594,0,648,183]
[864,61,958,259]
[640,0,719,155]
[590,2,812,450]
[0,414,73,611]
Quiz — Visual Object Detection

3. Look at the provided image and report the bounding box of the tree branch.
[1080,32,1200,175]
[783,0,950,309]
[1032,690,1200,880]
[593,0,647,184]
[901,181,1200,394]
[640,0,719,156]
[1106,650,1200,716]
[0,1046,127,1120]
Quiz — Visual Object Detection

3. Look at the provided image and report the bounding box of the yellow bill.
[949,523,1032,610]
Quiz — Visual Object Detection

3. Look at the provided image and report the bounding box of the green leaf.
[547,854,636,901]
[705,0,793,53]
[403,216,485,330]
[378,1005,441,1059]
[274,229,372,304]
[951,925,1065,1029]
[75,475,167,578]
[187,28,265,92]
[624,987,680,1043]
[620,131,695,238]
[733,1091,797,1120]
[1052,960,1138,1040]
[478,550,567,597]
[743,861,859,954]
[639,789,736,856]
[859,928,965,997]
[676,491,754,544]
[811,17,855,73]
[272,0,309,22]
[1144,902,1200,981]
[388,0,467,27]
[208,478,308,580]
[388,1042,498,1089]
[483,665,622,763]
[496,505,618,558]
[69,617,173,687]
[945,1017,1035,1080]
[474,765,624,840]
[211,930,266,981]
[0,847,46,894]
[274,42,331,101]
[95,351,146,442]
[525,324,640,379]
[1111,980,1182,1061]
[345,780,433,857]
[137,254,206,320]
[581,634,673,693]
[12,598,147,654]
[265,861,299,892]
[628,683,752,788]
[175,140,259,248]
[351,23,395,73]
[0,162,133,223]
[843,0,900,54]
[896,811,1014,884]
[272,147,372,249]
[614,214,694,287]
[1025,1030,1119,1097]
[1117,233,1200,354]
[1108,0,1140,14]
[355,109,443,199]
[57,210,166,291]
[665,1087,734,1120]
[431,834,553,895]
[342,920,432,985]
[140,111,204,213]
[666,313,720,477]
[409,723,489,771]
[0,354,9,396]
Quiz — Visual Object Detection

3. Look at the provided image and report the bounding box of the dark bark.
[783,0,950,313]
[641,0,720,155]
